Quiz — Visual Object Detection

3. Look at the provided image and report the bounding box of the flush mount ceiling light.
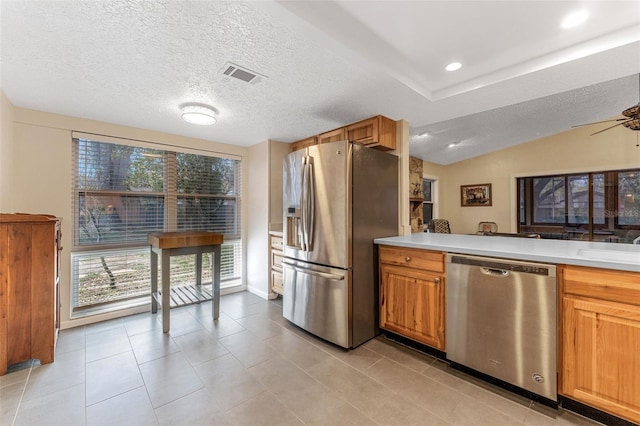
[181,104,217,125]
[561,10,589,29]
[445,62,462,72]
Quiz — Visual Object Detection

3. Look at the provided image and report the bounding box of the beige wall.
[435,125,639,235]
[246,140,270,299]
[245,140,290,300]
[269,141,289,227]
[0,90,15,212]
[394,120,411,235]
[8,107,250,328]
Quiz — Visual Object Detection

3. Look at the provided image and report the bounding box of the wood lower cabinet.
[560,265,640,424]
[379,245,445,350]
[0,214,61,375]
[270,233,284,295]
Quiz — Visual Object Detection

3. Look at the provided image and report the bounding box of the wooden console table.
[148,231,223,333]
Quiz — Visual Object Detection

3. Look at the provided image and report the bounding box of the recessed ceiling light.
[448,142,458,148]
[445,62,462,72]
[561,10,589,29]
[181,104,217,125]
[418,131,430,137]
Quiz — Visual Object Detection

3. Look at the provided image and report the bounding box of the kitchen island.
[374,233,640,425]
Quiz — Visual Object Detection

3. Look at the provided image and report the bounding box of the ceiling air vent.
[220,62,266,85]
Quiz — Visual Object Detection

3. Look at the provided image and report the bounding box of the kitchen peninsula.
[375,233,640,425]
[375,233,640,272]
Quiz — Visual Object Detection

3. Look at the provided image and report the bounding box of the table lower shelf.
[152,284,212,309]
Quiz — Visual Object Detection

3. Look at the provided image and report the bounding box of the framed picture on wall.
[461,183,492,207]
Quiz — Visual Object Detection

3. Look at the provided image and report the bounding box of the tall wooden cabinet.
[560,265,640,424]
[379,245,445,350]
[0,214,61,375]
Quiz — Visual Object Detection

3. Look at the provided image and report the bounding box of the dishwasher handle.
[481,267,510,277]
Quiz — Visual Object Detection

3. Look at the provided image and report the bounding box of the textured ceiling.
[1,0,639,164]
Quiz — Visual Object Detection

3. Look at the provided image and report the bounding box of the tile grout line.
[10,361,34,426]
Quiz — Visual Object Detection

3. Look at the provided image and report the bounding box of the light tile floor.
[1,291,603,426]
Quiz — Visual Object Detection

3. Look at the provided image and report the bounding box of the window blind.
[71,137,242,312]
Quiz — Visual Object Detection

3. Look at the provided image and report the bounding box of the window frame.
[71,136,243,314]
[517,168,640,240]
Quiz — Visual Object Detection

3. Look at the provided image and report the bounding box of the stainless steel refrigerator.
[282,140,399,349]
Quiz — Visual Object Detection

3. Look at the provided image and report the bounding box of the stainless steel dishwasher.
[446,253,557,402]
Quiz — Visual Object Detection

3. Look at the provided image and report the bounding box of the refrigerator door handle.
[282,259,345,281]
[307,160,315,250]
[301,156,315,252]
[301,157,309,251]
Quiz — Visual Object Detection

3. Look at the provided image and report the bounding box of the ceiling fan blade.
[572,117,627,128]
[589,120,629,136]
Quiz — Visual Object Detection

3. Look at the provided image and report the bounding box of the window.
[617,171,640,226]
[422,178,436,226]
[532,176,565,224]
[518,169,639,243]
[72,137,242,314]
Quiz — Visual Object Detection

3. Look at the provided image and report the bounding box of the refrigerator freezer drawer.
[282,259,350,348]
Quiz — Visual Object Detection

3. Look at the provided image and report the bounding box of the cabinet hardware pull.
[405,256,411,262]
[434,278,441,284]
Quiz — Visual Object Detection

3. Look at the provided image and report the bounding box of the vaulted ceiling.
[1,0,639,164]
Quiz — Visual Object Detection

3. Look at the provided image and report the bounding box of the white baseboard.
[246,285,272,300]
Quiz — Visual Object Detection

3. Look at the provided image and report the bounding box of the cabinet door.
[380,263,445,349]
[290,136,317,152]
[318,128,345,144]
[562,296,640,424]
[346,117,377,144]
[346,115,396,150]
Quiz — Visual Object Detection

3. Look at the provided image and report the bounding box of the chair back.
[478,221,498,233]
[428,219,451,234]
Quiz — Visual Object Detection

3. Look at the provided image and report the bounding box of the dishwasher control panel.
[449,254,554,276]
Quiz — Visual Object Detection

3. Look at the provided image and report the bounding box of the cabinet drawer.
[270,235,283,250]
[562,265,640,306]
[271,251,284,271]
[379,245,444,273]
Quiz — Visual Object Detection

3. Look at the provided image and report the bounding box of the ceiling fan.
[573,73,640,136]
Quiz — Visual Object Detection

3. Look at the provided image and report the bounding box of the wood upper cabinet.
[289,115,397,152]
[346,115,396,150]
[0,214,61,375]
[318,128,346,145]
[379,245,445,350]
[560,265,640,424]
[289,136,317,153]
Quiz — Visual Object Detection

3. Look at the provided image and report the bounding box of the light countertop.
[374,233,640,273]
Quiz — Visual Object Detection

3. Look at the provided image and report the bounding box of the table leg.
[161,249,171,333]
[212,245,221,320]
[150,248,158,314]
[195,251,202,287]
